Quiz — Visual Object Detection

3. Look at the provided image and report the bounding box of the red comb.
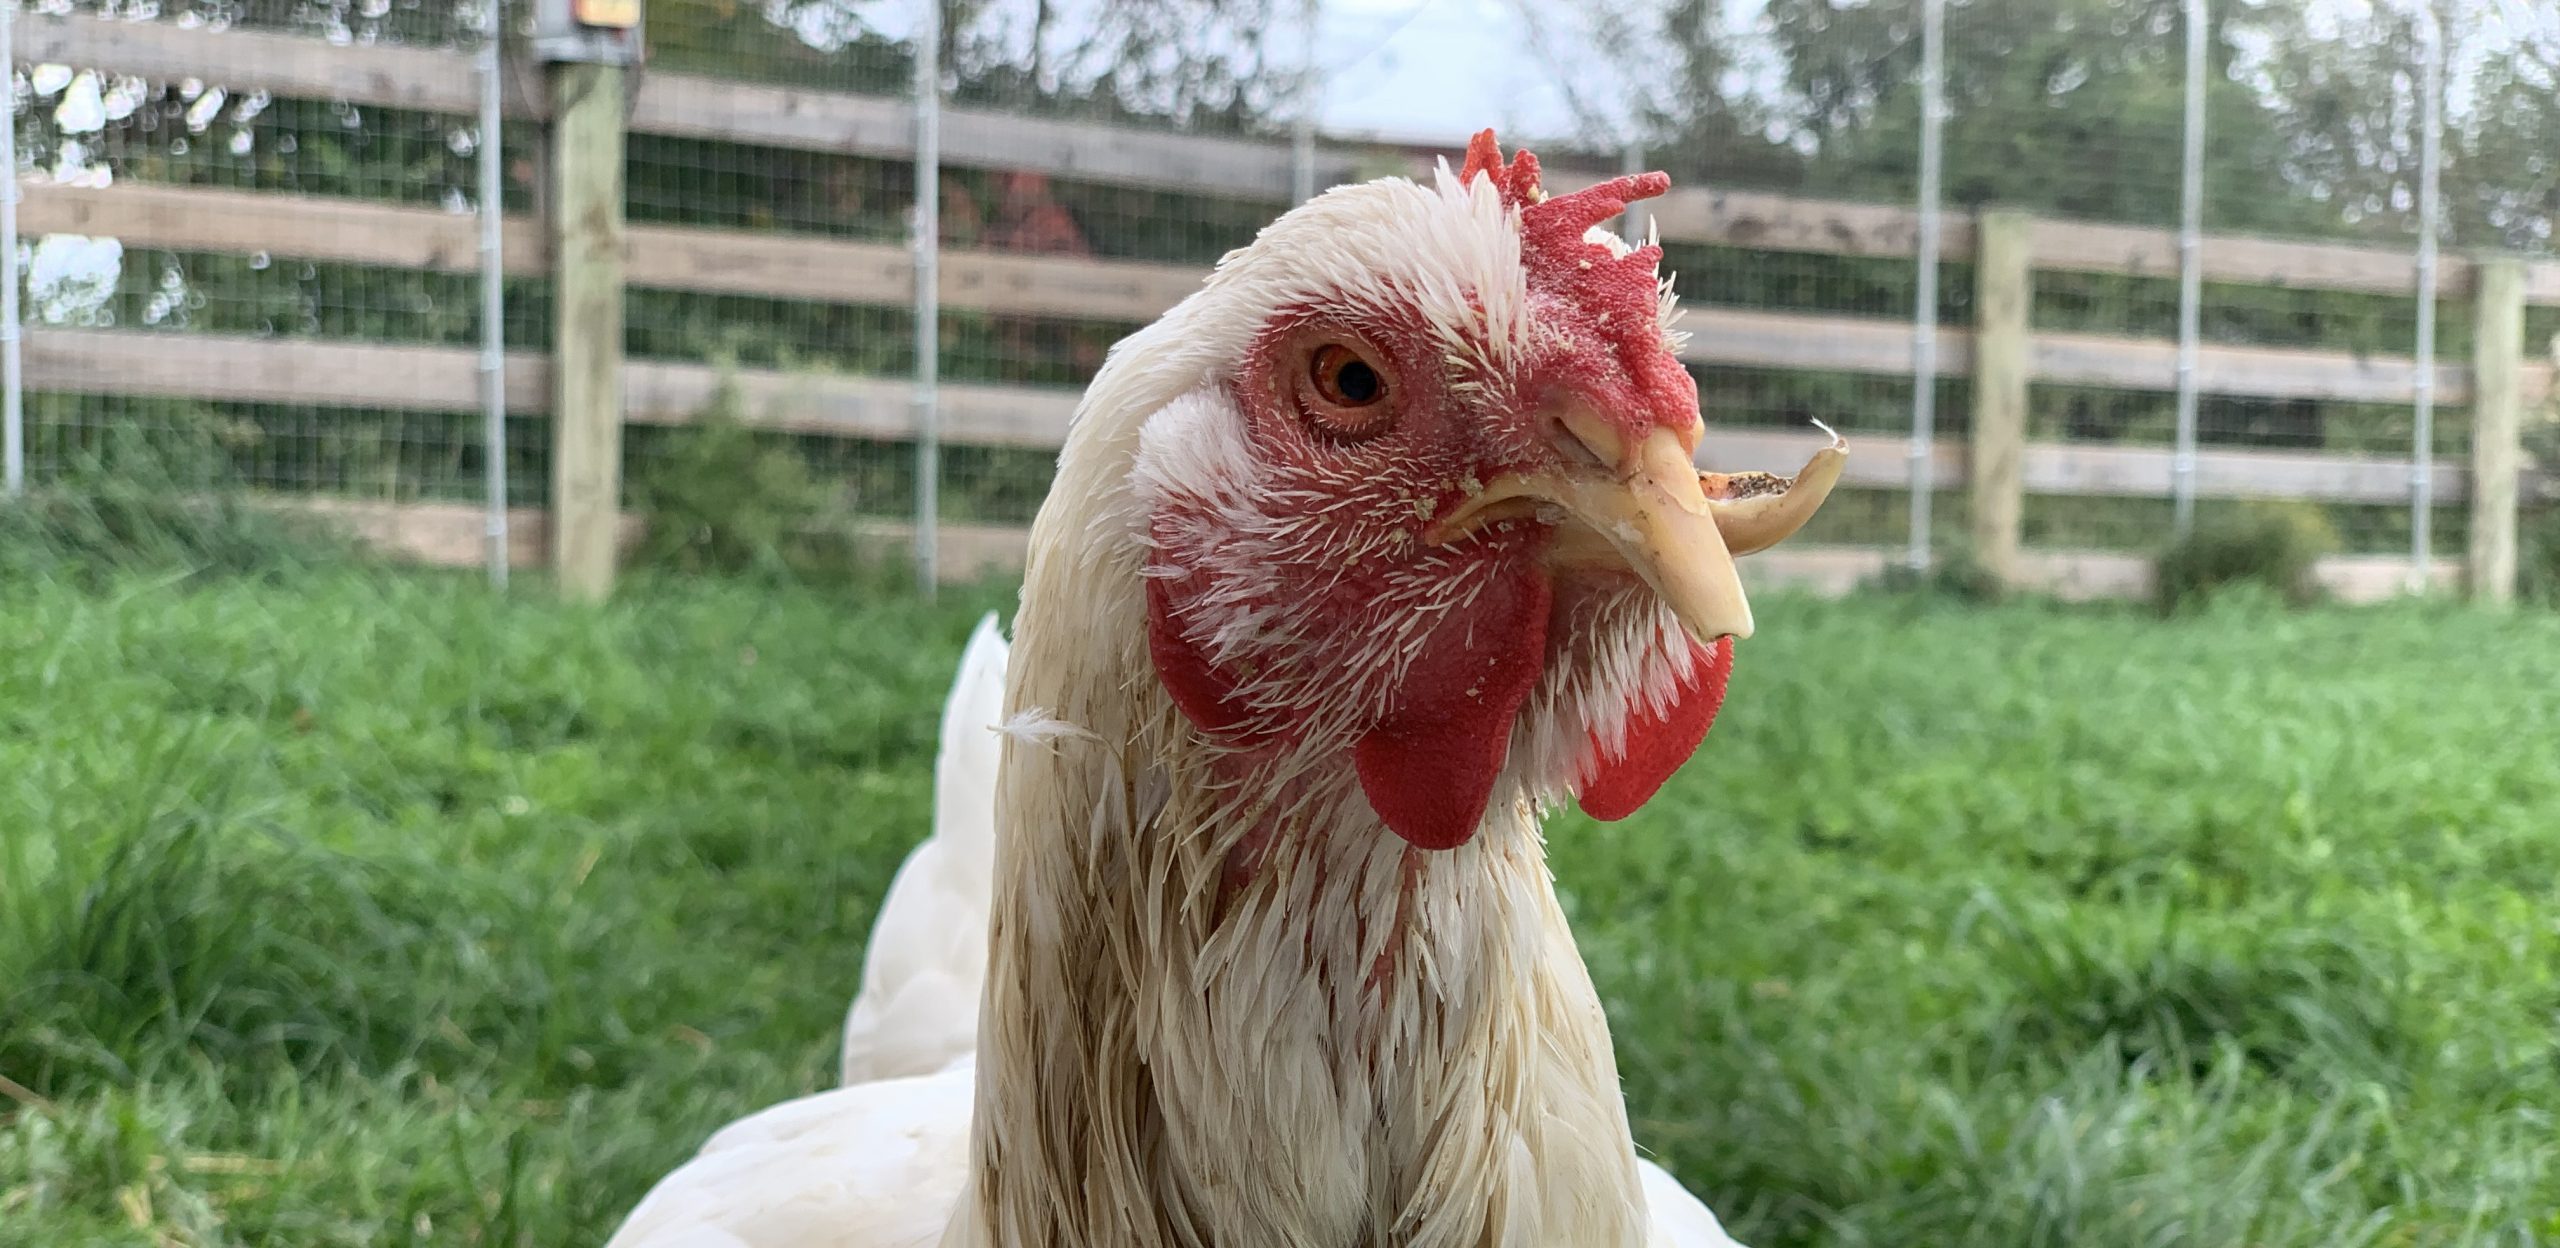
[1460,129,1692,439]
[1460,129,1546,206]
[1458,128,1670,222]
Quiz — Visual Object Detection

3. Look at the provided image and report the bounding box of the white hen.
[606,131,1851,1248]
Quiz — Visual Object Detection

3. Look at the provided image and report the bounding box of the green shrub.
[0,436,351,586]
[2520,506,2560,605]
[1872,539,2007,603]
[628,383,862,580]
[2152,502,2338,613]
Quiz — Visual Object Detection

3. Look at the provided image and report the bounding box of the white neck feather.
[948,460,1650,1248]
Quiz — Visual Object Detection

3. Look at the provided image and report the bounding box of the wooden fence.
[11,14,2559,602]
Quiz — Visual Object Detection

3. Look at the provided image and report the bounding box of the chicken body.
[605,610,1739,1246]
[605,134,1842,1248]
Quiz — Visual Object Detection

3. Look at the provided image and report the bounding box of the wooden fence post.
[548,60,627,600]
[1969,209,2033,586]
[2468,256,2526,604]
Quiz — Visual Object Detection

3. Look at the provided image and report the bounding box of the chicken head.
[1132,130,1843,851]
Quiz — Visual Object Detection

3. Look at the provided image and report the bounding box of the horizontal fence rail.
[265,496,2466,605]
[16,326,2517,509]
[25,181,2553,411]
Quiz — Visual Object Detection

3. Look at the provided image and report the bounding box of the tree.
[1508,0,1806,187]
[1750,0,2314,229]
[948,0,1291,136]
[2244,0,2559,250]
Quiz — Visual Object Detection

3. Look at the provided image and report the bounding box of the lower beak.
[1426,410,1847,644]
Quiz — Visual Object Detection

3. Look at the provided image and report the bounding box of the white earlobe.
[1130,387,1260,516]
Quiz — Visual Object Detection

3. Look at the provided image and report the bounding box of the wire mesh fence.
[6,0,511,552]
[4,0,2555,598]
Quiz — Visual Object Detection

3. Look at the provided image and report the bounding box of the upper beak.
[1425,404,1847,644]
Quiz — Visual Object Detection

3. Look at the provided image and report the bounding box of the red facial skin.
[1144,131,1731,851]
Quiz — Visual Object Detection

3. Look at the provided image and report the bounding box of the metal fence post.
[478,13,509,587]
[1906,0,1945,572]
[2410,4,2443,592]
[2170,0,2207,536]
[1290,0,1317,204]
[912,1,942,595]
[2,0,23,499]
[1619,139,1648,245]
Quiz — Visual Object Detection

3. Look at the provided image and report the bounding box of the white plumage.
[839,613,1011,1086]
[604,145,1810,1248]
[601,1067,971,1248]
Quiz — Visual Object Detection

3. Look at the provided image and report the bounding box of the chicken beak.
[1699,420,1850,556]
[1426,409,1848,645]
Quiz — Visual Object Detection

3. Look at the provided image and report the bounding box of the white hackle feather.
[606,169,1746,1248]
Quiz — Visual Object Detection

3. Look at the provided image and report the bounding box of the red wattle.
[1354,572,1552,850]
[1576,635,1732,822]
[1146,562,1256,740]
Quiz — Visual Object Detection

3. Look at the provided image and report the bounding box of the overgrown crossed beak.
[1427,403,1847,643]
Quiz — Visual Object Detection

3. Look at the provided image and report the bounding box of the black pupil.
[1332,359,1381,404]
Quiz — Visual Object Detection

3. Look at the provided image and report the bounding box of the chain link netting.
[8,1,518,527]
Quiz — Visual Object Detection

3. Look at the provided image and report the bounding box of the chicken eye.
[1296,343,1396,441]
[1314,347,1383,406]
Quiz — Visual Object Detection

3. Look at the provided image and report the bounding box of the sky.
[1304,0,1600,143]
[854,0,1634,145]
[849,0,2556,151]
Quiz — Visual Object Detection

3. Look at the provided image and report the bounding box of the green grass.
[4,561,2558,1245]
